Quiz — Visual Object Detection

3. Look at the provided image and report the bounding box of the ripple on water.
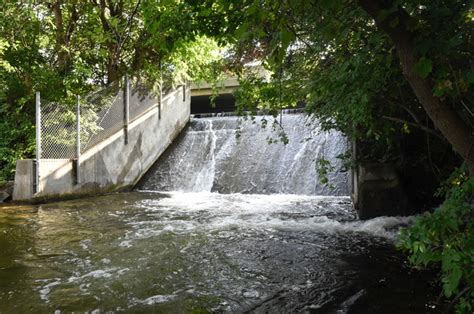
[0,192,439,313]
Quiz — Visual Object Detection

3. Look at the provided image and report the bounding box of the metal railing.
[34,76,177,192]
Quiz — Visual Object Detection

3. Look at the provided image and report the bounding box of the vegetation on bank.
[398,166,474,313]
[1,0,473,311]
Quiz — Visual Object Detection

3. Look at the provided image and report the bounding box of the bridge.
[190,76,239,115]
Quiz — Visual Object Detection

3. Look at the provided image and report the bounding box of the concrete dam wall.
[138,114,349,196]
[13,86,190,201]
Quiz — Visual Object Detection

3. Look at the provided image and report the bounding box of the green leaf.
[280,28,295,51]
[465,71,474,84]
[414,57,432,79]
[443,266,462,298]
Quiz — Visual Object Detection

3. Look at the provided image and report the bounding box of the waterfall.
[193,120,217,192]
[138,114,349,196]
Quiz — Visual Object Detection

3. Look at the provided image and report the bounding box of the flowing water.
[139,115,348,195]
[0,115,441,312]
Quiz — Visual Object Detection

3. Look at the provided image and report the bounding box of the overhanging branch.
[381,115,446,141]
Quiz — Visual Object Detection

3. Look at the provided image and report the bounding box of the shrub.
[397,166,474,313]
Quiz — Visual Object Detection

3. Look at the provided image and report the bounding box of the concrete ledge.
[358,163,398,182]
[12,160,35,201]
[0,181,14,202]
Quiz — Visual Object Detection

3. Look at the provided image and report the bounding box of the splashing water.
[0,114,441,312]
[0,192,438,312]
[138,115,349,195]
[192,120,217,192]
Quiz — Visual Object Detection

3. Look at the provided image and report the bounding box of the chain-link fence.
[40,101,78,159]
[80,81,124,152]
[39,77,166,159]
[129,83,161,122]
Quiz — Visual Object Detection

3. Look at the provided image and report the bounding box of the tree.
[164,0,473,175]
[358,0,474,175]
[0,0,225,180]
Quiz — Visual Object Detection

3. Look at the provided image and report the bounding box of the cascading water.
[0,113,441,312]
[192,120,217,192]
[138,114,349,196]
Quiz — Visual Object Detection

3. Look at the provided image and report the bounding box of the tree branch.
[97,0,111,33]
[65,1,79,44]
[447,287,470,313]
[285,22,314,53]
[387,99,422,124]
[118,0,141,52]
[381,115,446,141]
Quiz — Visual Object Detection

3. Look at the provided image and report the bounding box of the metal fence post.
[124,74,130,144]
[182,84,185,102]
[34,92,41,194]
[159,70,162,120]
[76,95,81,184]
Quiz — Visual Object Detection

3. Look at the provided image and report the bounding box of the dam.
[0,109,440,312]
[138,114,348,196]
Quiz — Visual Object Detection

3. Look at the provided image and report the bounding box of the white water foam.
[38,280,61,302]
[130,294,177,306]
[192,120,217,192]
[138,114,349,196]
[131,192,412,240]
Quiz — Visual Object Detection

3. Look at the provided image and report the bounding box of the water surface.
[0,192,440,313]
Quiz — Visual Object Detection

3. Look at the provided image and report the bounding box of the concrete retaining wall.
[13,86,190,201]
[352,162,409,219]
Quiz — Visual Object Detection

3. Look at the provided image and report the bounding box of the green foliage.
[315,158,335,190]
[0,1,225,180]
[414,57,433,79]
[169,36,227,88]
[397,166,474,313]
[234,71,296,116]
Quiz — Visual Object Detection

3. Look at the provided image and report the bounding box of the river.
[0,192,440,312]
[0,115,442,312]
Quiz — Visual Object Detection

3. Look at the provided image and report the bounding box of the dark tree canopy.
[171,0,474,175]
[0,1,473,310]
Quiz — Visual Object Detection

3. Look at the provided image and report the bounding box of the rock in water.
[0,181,14,202]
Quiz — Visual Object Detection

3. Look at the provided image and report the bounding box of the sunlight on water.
[0,114,439,312]
[0,192,437,313]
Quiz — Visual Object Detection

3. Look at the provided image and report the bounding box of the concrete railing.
[13,85,190,201]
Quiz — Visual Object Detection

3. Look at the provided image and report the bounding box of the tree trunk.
[52,1,69,74]
[107,49,121,84]
[97,0,122,84]
[358,0,474,175]
[52,1,79,75]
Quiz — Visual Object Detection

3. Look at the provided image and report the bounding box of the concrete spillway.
[138,114,349,196]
